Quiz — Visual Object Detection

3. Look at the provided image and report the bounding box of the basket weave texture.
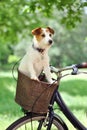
[15,71,58,113]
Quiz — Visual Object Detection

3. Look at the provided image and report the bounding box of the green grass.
[58,78,87,129]
[0,72,22,130]
[0,71,87,130]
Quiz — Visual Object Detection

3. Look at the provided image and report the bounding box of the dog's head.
[32,27,54,49]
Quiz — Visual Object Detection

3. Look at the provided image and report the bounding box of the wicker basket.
[15,71,58,113]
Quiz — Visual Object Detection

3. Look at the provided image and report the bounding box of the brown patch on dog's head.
[32,27,54,45]
[32,27,42,35]
[46,27,54,34]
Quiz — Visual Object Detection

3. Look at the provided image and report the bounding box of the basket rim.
[18,70,58,86]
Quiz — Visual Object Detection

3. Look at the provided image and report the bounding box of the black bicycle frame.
[55,90,87,130]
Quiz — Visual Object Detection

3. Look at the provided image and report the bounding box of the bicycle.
[6,63,87,130]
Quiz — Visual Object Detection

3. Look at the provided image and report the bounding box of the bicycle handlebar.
[50,62,87,73]
[75,62,87,68]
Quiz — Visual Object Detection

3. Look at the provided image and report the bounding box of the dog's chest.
[34,54,46,73]
[34,54,45,66]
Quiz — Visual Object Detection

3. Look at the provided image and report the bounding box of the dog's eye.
[41,34,45,37]
[49,34,52,37]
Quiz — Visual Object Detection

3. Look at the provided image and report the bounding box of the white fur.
[18,28,54,83]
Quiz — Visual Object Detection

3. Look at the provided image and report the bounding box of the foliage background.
[0,0,87,70]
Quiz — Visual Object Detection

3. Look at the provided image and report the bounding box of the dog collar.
[32,44,45,53]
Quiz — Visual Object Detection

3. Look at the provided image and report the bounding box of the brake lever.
[71,66,78,75]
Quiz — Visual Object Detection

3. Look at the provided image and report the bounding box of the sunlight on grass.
[7,84,16,93]
[0,71,12,77]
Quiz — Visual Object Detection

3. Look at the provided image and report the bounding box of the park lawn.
[0,71,87,130]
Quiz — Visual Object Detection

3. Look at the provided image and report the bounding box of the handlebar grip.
[76,62,87,68]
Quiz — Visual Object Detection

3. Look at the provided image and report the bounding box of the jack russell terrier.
[19,27,55,83]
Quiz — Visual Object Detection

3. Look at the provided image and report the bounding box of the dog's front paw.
[49,79,57,84]
[31,76,39,81]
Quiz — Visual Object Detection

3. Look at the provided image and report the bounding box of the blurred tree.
[0,0,87,68]
[51,14,87,66]
[0,0,87,44]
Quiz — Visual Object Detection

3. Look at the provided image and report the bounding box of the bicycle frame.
[53,90,87,130]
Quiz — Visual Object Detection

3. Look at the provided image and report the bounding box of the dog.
[18,27,54,83]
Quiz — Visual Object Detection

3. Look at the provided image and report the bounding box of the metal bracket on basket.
[43,104,53,127]
[43,110,50,127]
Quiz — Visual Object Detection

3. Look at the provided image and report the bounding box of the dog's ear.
[46,27,54,34]
[32,27,42,35]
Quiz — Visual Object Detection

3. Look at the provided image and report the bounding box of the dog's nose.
[49,40,53,45]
